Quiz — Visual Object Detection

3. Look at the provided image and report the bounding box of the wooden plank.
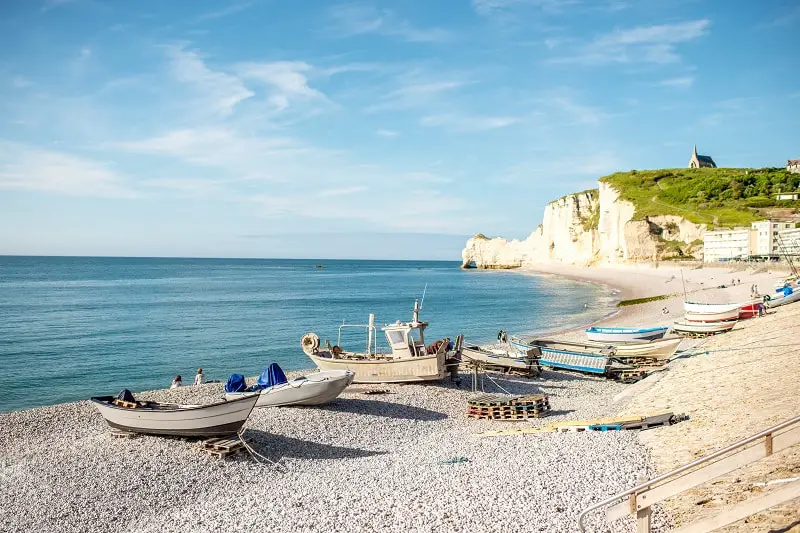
[636,507,652,533]
[607,499,631,522]
[669,482,800,533]
[637,426,800,510]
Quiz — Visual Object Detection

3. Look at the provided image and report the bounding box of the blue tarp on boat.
[225,373,247,393]
[256,363,288,389]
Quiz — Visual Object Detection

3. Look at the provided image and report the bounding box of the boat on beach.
[765,286,800,308]
[91,391,259,437]
[460,343,541,372]
[585,326,669,343]
[224,366,355,407]
[683,308,740,322]
[672,318,737,334]
[580,336,682,361]
[301,300,461,383]
[509,337,636,376]
[683,302,743,315]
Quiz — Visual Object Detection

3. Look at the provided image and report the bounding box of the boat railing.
[337,324,378,355]
[577,413,800,533]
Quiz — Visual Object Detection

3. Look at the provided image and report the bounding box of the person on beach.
[171,375,182,388]
[194,368,204,386]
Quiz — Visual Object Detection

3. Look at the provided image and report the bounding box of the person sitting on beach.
[194,368,204,386]
[171,375,182,389]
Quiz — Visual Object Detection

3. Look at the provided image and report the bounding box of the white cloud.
[11,76,32,88]
[166,46,254,117]
[473,0,580,16]
[191,2,254,23]
[420,114,520,131]
[236,61,326,111]
[366,77,468,112]
[549,19,710,65]
[0,141,136,197]
[659,76,694,88]
[329,3,451,43]
[317,186,367,197]
[376,129,399,137]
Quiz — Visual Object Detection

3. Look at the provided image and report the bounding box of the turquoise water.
[0,257,617,412]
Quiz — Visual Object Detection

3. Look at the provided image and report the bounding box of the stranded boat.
[91,390,258,437]
[578,336,682,361]
[224,364,355,407]
[301,300,462,383]
[683,302,743,315]
[672,318,737,335]
[585,326,669,343]
[460,343,541,373]
[509,337,639,377]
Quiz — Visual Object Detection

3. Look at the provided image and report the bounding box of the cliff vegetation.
[600,168,800,228]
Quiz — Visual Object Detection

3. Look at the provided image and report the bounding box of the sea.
[0,256,618,413]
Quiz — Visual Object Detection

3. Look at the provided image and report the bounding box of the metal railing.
[577,414,800,533]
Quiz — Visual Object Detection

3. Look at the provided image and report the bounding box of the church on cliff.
[688,145,717,168]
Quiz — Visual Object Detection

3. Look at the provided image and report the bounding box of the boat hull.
[683,302,744,314]
[225,370,355,407]
[306,352,446,383]
[511,339,609,374]
[765,290,800,308]
[580,336,682,360]
[673,319,737,334]
[91,394,259,437]
[585,326,669,343]
[684,308,740,322]
[460,345,539,370]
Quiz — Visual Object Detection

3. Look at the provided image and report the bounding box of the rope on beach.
[236,427,286,472]
[483,371,513,395]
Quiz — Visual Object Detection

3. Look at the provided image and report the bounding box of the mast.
[412,299,420,325]
[367,313,375,354]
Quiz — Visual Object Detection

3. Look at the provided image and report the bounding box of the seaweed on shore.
[617,293,679,307]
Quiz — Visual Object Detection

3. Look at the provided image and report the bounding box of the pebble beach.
[2,262,798,533]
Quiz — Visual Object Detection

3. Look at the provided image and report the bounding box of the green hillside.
[600,168,800,228]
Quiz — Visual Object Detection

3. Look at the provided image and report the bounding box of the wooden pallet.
[468,393,549,407]
[621,412,687,430]
[200,436,244,459]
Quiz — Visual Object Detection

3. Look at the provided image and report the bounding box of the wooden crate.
[200,436,244,459]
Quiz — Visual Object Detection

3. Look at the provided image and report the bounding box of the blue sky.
[0,0,797,259]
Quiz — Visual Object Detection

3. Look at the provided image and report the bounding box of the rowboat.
[672,319,737,334]
[580,336,682,361]
[510,338,613,374]
[224,370,355,407]
[684,308,740,322]
[765,287,800,308]
[585,326,669,343]
[460,344,541,372]
[91,391,258,437]
[301,300,461,383]
[683,302,743,314]
[738,302,761,319]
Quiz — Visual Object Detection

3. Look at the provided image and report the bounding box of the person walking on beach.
[194,368,204,386]
[171,375,182,389]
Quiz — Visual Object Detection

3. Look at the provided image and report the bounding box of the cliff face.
[462,182,706,268]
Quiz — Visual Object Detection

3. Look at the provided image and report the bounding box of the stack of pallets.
[200,436,245,459]
[467,393,550,421]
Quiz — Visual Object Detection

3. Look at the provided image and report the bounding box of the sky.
[0,0,797,260]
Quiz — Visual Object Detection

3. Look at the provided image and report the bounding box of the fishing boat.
[509,338,615,374]
[683,301,743,315]
[301,300,460,383]
[684,308,740,322]
[224,366,354,407]
[580,336,682,361]
[765,288,800,308]
[672,319,737,335]
[738,302,761,319]
[585,326,669,343]
[91,391,258,437]
[460,344,541,372]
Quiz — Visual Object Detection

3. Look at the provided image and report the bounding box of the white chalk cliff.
[462,181,706,268]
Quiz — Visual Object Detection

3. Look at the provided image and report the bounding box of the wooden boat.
[91,392,258,437]
[301,300,461,383]
[510,338,612,374]
[683,302,743,315]
[580,336,682,361]
[672,319,737,334]
[460,344,541,372]
[684,308,740,322]
[585,326,669,343]
[225,370,354,407]
[738,302,760,319]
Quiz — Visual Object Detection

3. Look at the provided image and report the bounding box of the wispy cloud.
[329,2,451,43]
[166,46,254,117]
[473,0,580,16]
[376,129,399,137]
[0,141,136,198]
[756,5,800,29]
[366,76,469,112]
[420,113,520,131]
[11,76,32,88]
[41,0,77,12]
[317,186,367,197]
[191,2,254,24]
[658,76,694,88]
[548,19,711,65]
[237,61,327,111]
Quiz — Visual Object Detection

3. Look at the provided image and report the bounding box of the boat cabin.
[382,319,428,359]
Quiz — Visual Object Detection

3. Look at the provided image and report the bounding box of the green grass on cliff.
[600,168,800,228]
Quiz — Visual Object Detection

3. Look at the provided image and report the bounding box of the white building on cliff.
[703,220,796,261]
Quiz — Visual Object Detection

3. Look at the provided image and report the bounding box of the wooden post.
[636,506,652,533]
[765,433,773,456]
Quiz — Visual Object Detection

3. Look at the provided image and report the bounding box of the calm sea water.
[0,257,617,412]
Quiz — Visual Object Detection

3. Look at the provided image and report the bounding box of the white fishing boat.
[225,370,354,407]
[585,326,669,343]
[460,344,541,372]
[683,308,740,322]
[683,301,743,315]
[672,319,737,334]
[765,287,800,308]
[580,336,682,361]
[91,391,258,437]
[301,300,461,383]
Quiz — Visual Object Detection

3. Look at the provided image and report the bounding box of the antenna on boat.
[680,269,688,301]
[419,283,428,311]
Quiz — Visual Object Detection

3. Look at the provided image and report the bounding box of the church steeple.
[692,145,698,158]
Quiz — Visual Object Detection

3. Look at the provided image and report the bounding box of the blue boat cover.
[785,286,794,296]
[225,373,247,393]
[256,363,288,389]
